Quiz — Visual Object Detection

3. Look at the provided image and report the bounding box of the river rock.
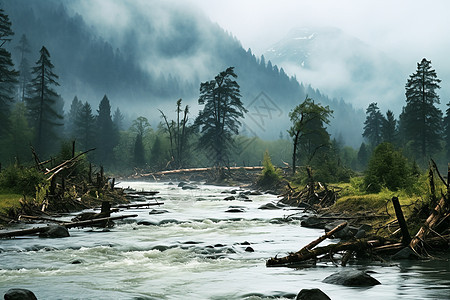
[323,270,380,286]
[258,203,280,210]
[39,225,70,238]
[225,208,245,213]
[250,191,263,195]
[182,184,198,190]
[178,181,187,187]
[224,196,235,201]
[301,216,327,229]
[149,209,169,215]
[324,221,353,239]
[4,288,37,300]
[296,288,331,300]
[244,246,254,252]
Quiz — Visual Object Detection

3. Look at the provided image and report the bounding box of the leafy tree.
[15,33,32,102]
[444,102,450,161]
[362,102,384,148]
[131,116,151,167]
[74,101,96,151]
[159,98,191,168]
[27,46,62,156]
[195,67,247,165]
[0,8,18,139]
[364,142,414,193]
[400,58,442,160]
[382,110,397,144]
[288,97,332,175]
[95,95,117,165]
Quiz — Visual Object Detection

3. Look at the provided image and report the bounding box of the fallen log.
[18,215,66,224]
[115,202,164,209]
[0,214,138,238]
[410,196,447,253]
[299,222,347,252]
[266,238,382,267]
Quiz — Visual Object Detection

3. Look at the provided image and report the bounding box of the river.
[1,181,449,299]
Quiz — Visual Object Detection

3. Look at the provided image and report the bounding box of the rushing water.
[1,181,450,300]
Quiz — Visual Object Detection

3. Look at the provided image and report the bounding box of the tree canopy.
[195,67,247,166]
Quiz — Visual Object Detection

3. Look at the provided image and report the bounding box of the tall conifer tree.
[400,58,442,159]
[27,46,62,156]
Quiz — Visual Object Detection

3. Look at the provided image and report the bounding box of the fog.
[189,0,450,112]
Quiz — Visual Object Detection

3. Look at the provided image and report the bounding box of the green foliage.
[363,102,384,148]
[399,58,442,162]
[195,67,248,165]
[0,165,45,196]
[364,142,417,193]
[288,97,333,174]
[257,150,281,188]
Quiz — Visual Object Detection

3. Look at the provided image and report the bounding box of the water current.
[1,181,449,299]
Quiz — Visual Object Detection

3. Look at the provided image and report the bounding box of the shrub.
[364,143,416,193]
[258,150,282,188]
[0,166,46,196]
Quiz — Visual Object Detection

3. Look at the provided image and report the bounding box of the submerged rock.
[182,184,198,190]
[244,246,254,252]
[39,225,70,238]
[4,288,37,300]
[149,209,169,215]
[225,208,245,213]
[224,196,235,201]
[296,288,331,300]
[323,270,380,286]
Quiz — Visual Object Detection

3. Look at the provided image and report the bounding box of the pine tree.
[95,95,116,165]
[195,67,247,166]
[74,101,96,151]
[66,96,82,138]
[27,46,62,156]
[362,102,384,148]
[15,34,32,102]
[357,142,369,170]
[400,58,442,160]
[382,110,397,144]
[444,102,450,161]
[112,107,124,131]
[0,8,18,138]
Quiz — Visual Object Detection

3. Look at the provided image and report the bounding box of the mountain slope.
[4,1,364,147]
[265,27,404,111]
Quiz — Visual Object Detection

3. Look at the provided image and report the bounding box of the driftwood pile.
[267,163,450,267]
[278,181,340,210]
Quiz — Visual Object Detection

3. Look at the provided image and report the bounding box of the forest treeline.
[3,0,365,147]
[1,4,449,189]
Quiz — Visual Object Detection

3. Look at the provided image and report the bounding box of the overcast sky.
[189,0,450,69]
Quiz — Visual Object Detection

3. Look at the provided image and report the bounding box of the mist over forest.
[3,0,365,147]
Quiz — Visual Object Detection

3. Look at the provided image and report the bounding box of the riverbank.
[2,180,449,300]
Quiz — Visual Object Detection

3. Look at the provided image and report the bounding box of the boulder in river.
[224,196,235,201]
[4,288,37,300]
[323,270,380,286]
[182,184,198,190]
[296,288,331,300]
[39,225,70,238]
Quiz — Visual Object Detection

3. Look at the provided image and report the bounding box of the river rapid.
[1,181,450,299]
